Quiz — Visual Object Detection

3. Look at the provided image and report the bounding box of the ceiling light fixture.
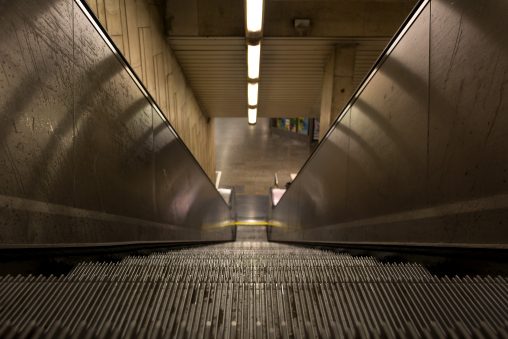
[246,0,264,33]
[248,108,257,125]
[247,43,261,79]
[244,0,264,125]
[248,82,258,106]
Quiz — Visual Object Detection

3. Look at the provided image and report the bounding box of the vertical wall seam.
[345,110,351,214]
[72,0,77,207]
[426,0,431,207]
[152,106,157,216]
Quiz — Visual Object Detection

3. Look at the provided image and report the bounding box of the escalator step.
[0,242,507,338]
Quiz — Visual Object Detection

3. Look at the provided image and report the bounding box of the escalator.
[0,0,507,337]
[1,227,507,338]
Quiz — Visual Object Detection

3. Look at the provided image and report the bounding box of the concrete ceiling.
[165,0,417,118]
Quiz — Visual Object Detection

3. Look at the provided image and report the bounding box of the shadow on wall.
[25,55,124,204]
[353,98,424,171]
[270,0,508,246]
[0,0,233,245]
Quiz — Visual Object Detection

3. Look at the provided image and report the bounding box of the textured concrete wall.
[86,0,215,178]
[331,45,356,124]
[318,52,335,140]
[270,0,508,248]
[264,0,417,37]
[0,0,232,245]
[319,45,357,140]
[164,0,417,38]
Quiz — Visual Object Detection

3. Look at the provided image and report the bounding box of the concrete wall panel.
[86,0,216,179]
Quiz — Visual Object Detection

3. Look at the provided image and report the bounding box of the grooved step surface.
[0,242,507,338]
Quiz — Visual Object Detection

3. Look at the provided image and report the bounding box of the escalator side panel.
[270,0,508,247]
[0,0,233,246]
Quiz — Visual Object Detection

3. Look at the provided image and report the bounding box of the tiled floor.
[215,118,312,195]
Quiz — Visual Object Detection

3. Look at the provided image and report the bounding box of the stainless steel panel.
[153,114,232,241]
[428,0,508,203]
[0,0,233,245]
[0,0,74,204]
[422,0,508,244]
[235,195,269,221]
[271,1,508,247]
[269,110,351,241]
[72,7,155,220]
[347,6,429,221]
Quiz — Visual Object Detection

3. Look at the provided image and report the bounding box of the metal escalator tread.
[0,241,507,338]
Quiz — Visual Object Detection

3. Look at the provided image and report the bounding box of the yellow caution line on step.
[204,220,285,228]
[234,221,270,226]
[233,221,284,227]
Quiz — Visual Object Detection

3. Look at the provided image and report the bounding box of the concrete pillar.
[318,51,335,140]
[319,44,356,140]
[208,117,216,179]
[332,45,356,120]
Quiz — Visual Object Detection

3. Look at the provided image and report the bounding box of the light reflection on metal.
[271,188,286,206]
[204,220,285,228]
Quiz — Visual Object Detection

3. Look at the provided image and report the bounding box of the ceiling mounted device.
[293,18,311,36]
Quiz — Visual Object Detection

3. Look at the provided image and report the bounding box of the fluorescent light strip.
[246,0,264,32]
[248,82,258,106]
[247,43,261,79]
[248,108,257,124]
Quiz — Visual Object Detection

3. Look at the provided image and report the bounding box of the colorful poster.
[297,118,308,135]
[277,118,285,129]
[313,119,320,140]
[290,118,297,132]
[273,117,311,136]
